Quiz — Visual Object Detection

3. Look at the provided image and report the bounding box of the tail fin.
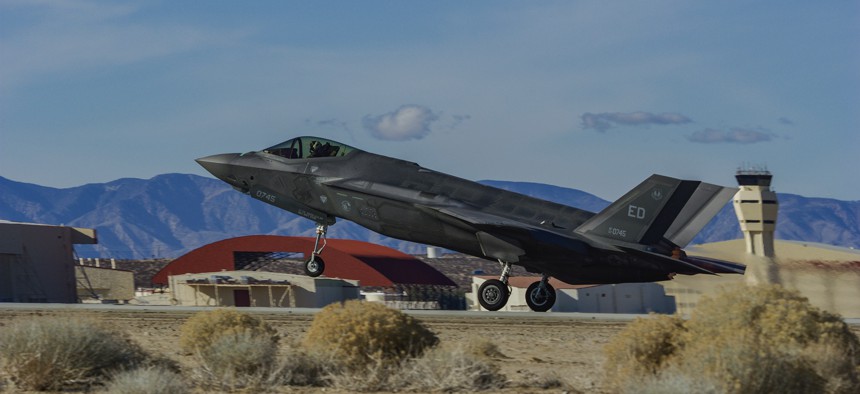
[575,174,734,248]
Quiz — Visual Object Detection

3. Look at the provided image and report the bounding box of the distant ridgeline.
[0,175,857,259]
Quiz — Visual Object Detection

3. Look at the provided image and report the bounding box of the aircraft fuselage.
[198,145,686,284]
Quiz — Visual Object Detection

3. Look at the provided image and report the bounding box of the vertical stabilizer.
[575,174,733,248]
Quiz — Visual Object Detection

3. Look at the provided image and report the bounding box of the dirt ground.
[3,307,858,393]
[0,308,628,393]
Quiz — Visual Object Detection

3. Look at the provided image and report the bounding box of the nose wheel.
[305,224,327,277]
[304,256,325,277]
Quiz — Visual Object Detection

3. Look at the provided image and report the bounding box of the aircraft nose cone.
[195,153,241,180]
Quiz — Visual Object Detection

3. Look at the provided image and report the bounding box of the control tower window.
[262,137,356,159]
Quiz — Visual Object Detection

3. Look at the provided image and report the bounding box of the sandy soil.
[0,308,627,393]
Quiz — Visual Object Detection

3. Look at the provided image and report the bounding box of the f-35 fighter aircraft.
[197,136,745,312]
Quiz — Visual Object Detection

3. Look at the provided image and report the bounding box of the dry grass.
[396,346,506,392]
[0,317,146,391]
[102,366,187,394]
[321,345,507,392]
[192,331,281,391]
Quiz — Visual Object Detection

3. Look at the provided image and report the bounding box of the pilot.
[308,141,321,158]
[309,141,334,158]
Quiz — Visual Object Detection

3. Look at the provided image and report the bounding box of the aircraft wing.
[422,206,528,228]
[416,205,591,262]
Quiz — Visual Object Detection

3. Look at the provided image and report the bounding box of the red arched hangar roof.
[152,235,455,287]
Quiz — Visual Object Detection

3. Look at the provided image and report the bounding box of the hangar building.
[152,235,456,288]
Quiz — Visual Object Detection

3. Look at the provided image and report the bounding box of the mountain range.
[1,174,857,259]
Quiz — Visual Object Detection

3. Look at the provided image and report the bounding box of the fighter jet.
[197,136,745,312]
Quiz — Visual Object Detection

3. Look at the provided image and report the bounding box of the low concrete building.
[664,240,860,317]
[471,276,675,313]
[0,221,97,303]
[76,264,135,302]
[169,271,359,307]
[663,170,860,318]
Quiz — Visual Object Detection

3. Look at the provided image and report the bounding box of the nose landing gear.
[304,224,327,277]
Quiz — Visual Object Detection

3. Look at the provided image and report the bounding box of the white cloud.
[581,111,692,132]
[363,105,440,141]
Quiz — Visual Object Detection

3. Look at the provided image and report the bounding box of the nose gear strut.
[304,224,328,277]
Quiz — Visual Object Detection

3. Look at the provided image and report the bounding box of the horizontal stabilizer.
[618,246,716,276]
[681,255,746,275]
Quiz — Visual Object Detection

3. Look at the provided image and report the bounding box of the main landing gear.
[525,274,555,312]
[304,224,327,277]
[477,262,557,312]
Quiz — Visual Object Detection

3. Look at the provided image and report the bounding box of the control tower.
[733,167,778,257]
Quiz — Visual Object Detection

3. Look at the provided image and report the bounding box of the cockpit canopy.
[262,137,357,159]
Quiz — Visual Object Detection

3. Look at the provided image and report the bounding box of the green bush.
[102,366,187,394]
[179,308,278,354]
[0,317,146,391]
[302,300,439,370]
[604,284,860,394]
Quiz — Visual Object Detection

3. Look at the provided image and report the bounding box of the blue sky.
[1,1,858,201]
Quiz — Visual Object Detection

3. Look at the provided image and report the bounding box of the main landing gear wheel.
[526,280,556,312]
[478,279,509,311]
[304,256,325,277]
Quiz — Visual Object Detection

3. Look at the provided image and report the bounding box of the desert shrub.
[396,347,506,392]
[179,308,278,353]
[682,284,859,393]
[303,300,439,370]
[603,313,685,386]
[686,284,860,353]
[193,330,279,391]
[102,366,187,394]
[677,333,825,394]
[0,317,146,391]
[604,284,860,394]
